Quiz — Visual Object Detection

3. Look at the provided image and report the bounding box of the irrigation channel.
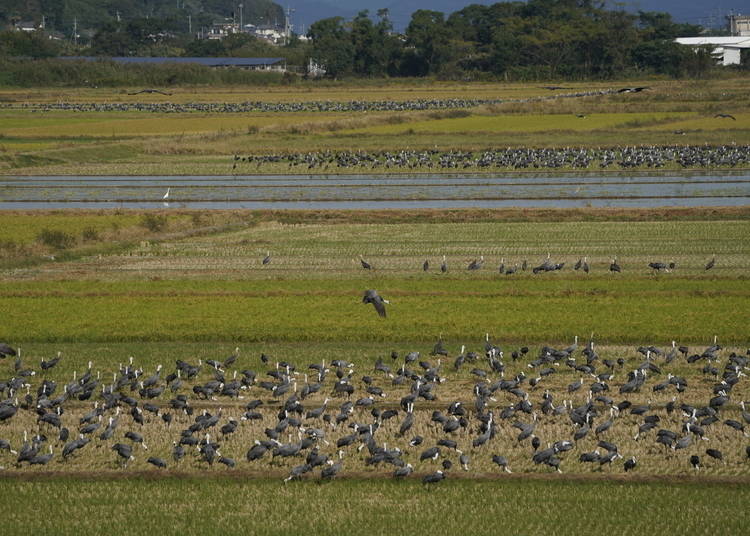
[1,172,749,210]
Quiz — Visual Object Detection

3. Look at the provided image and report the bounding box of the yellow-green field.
[0,111,344,138]
[345,112,697,135]
[2,477,747,535]
[0,81,596,104]
[1,78,749,175]
[2,210,748,344]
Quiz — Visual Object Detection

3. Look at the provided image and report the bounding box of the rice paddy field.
[1,477,748,536]
[1,78,749,175]
[1,77,750,534]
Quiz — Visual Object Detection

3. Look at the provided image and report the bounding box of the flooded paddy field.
[2,172,749,210]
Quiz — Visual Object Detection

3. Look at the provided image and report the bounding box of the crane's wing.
[372,298,386,318]
[363,290,386,317]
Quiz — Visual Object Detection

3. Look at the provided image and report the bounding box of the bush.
[140,214,168,232]
[37,229,75,249]
[81,227,99,241]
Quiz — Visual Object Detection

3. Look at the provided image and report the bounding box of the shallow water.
[1,172,749,210]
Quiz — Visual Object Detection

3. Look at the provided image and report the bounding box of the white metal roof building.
[675,37,750,66]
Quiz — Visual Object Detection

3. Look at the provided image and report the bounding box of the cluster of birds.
[6,89,616,115]
[321,253,717,286]
[231,145,750,171]
[0,330,748,486]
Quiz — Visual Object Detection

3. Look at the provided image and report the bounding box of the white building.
[15,21,38,32]
[728,14,750,36]
[675,36,750,66]
[207,22,241,40]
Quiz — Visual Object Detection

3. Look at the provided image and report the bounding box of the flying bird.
[128,88,173,96]
[714,113,736,120]
[362,289,389,318]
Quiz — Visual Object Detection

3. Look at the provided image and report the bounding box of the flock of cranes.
[6,88,616,115]
[229,144,750,171]
[256,252,717,284]
[0,332,747,485]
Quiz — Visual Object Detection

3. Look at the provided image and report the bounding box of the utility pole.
[188,15,192,35]
[285,6,295,45]
[73,17,77,46]
[239,4,243,33]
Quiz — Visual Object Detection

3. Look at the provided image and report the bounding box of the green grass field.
[1,215,747,344]
[2,477,746,536]
[0,278,747,343]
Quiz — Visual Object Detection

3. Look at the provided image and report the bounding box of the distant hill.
[288,0,746,33]
[0,0,284,35]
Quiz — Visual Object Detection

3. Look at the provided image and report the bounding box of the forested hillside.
[0,0,283,36]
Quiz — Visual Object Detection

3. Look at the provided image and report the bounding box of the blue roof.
[61,56,285,66]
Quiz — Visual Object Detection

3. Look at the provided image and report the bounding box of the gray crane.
[363,289,389,318]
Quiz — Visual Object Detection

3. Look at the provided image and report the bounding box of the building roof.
[676,37,750,47]
[61,56,285,66]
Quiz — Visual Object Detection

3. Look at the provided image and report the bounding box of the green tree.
[91,22,136,56]
[490,27,522,75]
[308,16,353,78]
[638,11,701,40]
[183,37,224,57]
[405,10,451,76]
[349,10,400,76]
[0,30,61,58]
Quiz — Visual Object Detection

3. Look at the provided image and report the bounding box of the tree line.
[0,0,742,81]
[308,2,718,79]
